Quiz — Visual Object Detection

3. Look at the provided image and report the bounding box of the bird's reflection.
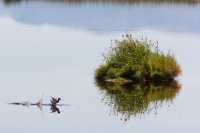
[95,80,181,122]
[50,105,61,114]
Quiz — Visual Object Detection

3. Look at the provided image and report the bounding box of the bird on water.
[50,96,61,105]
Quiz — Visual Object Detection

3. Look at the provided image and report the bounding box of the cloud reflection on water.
[0,0,200,34]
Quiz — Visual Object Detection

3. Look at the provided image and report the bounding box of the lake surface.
[0,0,200,133]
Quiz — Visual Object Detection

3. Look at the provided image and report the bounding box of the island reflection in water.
[95,80,181,121]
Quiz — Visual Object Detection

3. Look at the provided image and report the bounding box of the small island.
[95,34,181,84]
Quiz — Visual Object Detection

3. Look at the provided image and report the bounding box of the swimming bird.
[50,96,61,105]
[22,101,29,107]
[36,98,43,110]
[36,98,43,106]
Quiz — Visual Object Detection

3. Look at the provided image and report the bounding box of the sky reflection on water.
[1,0,200,34]
[0,1,200,133]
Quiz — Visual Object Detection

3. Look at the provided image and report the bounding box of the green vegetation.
[96,80,181,121]
[95,34,182,121]
[4,0,199,5]
[95,34,181,84]
[4,0,22,4]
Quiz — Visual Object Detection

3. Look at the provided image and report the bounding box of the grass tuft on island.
[95,34,181,84]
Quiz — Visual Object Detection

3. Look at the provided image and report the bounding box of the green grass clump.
[95,34,181,83]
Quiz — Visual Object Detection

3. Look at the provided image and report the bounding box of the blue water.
[0,1,200,133]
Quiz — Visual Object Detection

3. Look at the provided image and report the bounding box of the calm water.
[0,0,200,133]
